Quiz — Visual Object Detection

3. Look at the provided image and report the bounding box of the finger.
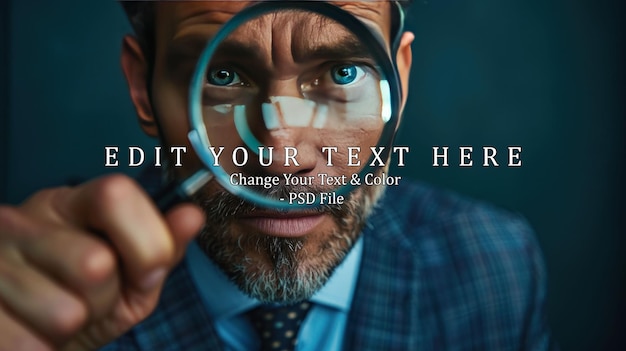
[18,187,73,225]
[61,175,176,292]
[0,305,53,351]
[163,203,205,262]
[19,227,121,321]
[0,247,87,345]
[7,196,121,321]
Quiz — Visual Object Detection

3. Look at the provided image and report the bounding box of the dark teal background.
[1,0,624,350]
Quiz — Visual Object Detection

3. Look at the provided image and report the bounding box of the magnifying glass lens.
[188,4,398,209]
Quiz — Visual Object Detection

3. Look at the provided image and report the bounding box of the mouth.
[239,210,327,238]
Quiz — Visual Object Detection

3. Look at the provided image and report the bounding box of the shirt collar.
[186,236,363,320]
[309,237,363,311]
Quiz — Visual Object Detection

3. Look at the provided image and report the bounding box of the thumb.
[163,203,205,262]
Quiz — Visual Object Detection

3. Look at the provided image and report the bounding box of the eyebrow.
[166,30,378,74]
[297,35,374,62]
[210,40,267,64]
[166,34,214,68]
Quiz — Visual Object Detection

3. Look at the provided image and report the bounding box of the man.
[0,1,556,350]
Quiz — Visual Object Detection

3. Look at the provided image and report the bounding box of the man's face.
[140,1,396,303]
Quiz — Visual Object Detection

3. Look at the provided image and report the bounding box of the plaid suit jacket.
[101,181,557,350]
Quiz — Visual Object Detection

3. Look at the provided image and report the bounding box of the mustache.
[193,183,346,218]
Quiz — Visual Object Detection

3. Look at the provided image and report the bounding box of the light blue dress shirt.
[186,237,363,351]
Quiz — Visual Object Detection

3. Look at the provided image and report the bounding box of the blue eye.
[331,65,361,85]
[207,68,243,86]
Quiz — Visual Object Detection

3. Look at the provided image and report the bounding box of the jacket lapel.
[343,208,421,351]
[131,260,224,351]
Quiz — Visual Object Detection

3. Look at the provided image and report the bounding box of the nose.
[262,96,328,130]
[258,94,322,176]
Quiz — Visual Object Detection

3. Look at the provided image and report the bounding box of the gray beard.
[192,182,384,303]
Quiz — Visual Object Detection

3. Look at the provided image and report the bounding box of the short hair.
[120,1,412,64]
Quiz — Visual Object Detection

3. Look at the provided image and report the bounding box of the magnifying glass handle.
[152,180,188,211]
[151,169,213,211]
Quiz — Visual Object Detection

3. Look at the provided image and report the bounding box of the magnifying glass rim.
[188,1,402,209]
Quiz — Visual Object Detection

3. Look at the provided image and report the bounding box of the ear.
[395,31,414,113]
[120,35,158,137]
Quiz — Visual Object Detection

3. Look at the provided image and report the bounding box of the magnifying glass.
[155,1,402,210]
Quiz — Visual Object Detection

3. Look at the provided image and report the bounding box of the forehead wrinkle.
[155,1,392,78]
[290,20,366,63]
[221,12,371,74]
[156,1,392,54]
[335,1,392,48]
[335,1,389,16]
[229,16,274,70]
[266,11,361,72]
[155,2,254,74]
[156,2,249,43]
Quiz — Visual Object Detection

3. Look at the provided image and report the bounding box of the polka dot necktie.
[246,301,312,351]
